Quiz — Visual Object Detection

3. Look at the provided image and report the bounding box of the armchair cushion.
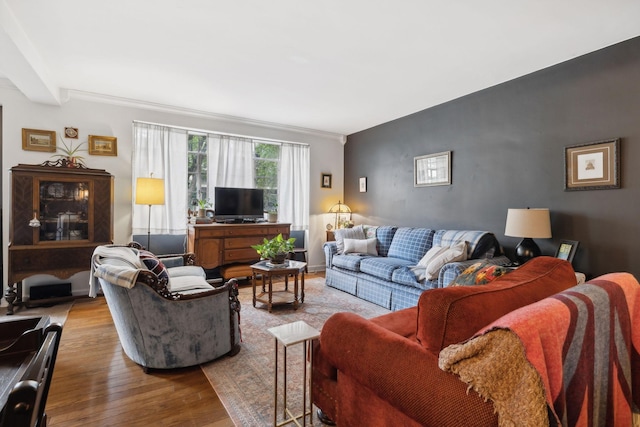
[168,276,214,293]
[139,250,170,282]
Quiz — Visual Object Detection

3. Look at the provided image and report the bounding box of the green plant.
[251,233,295,260]
[197,199,211,209]
[268,201,278,214]
[52,138,86,165]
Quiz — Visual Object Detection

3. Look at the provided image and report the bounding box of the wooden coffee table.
[251,260,307,312]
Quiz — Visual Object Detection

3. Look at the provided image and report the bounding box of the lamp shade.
[504,208,551,238]
[135,177,165,205]
[328,200,351,214]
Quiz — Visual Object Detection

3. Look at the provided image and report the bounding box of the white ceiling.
[1,1,639,136]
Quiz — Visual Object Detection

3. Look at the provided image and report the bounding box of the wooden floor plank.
[45,297,234,427]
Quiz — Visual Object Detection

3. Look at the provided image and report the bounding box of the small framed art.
[22,128,56,152]
[359,177,367,192]
[414,151,451,187]
[89,135,118,156]
[564,138,620,191]
[321,173,332,189]
[555,240,579,263]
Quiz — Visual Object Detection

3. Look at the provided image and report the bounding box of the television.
[214,187,264,222]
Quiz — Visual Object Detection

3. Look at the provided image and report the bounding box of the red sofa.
[312,256,578,426]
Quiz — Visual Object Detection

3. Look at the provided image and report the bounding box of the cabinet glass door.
[39,180,90,241]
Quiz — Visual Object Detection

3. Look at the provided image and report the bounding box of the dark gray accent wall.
[345,36,640,279]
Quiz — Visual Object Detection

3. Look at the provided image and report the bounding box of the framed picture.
[321,173,332,189]
[359,177,367,192]
[64,127,79,139]
[22,128,56,152]
[564,138,620,191]
[414,151,451,187]
[89,135,118,156]
[555,240,579,263]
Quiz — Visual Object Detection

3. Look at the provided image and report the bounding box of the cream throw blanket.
[89,246,145,297]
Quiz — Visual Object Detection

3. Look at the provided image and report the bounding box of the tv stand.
[187,222,291,270]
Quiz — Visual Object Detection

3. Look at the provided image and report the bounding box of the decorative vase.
[267,212,278,223]
[269,253,287,265]
[198,208,206,218]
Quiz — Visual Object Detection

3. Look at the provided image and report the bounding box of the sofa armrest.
[321,312,496,426]
[323,242,338,268]
[438,255,512,287]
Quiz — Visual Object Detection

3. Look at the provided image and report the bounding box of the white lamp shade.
[135,177,165,205]
[504,208,552,238]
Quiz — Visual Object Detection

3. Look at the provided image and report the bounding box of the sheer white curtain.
[132,123,188,235]
[207,134,255,203]
[278,143,309,230]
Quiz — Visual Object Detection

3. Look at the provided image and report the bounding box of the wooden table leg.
[252,271,257,308]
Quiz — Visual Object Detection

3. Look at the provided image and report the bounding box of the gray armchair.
[92,245,241,372]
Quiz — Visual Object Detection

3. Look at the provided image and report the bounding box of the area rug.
[2,300,75,326]
[201,277,391,427]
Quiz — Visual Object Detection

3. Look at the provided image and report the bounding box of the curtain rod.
[132,120,309,146]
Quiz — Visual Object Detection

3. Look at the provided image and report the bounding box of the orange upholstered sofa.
[312,256,578,426]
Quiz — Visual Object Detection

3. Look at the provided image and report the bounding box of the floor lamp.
[135,176,165,252]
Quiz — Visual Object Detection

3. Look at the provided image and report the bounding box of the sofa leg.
[317,408,336,426]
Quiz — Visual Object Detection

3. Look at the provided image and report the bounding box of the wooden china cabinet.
[6,163,114,314]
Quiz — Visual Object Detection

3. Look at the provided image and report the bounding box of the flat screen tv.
[214,187,264,221]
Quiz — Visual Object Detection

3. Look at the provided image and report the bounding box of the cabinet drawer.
[224,248,260,262]
[195,228,226,238]
[269,226,290,236]
[225,237,267,249]
[224,227,270,237]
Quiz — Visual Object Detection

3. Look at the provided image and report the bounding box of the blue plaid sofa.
[324,226,510,311]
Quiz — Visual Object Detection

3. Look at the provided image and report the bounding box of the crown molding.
[61,89,346,143]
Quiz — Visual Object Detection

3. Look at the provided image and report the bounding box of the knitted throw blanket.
[439,273,640,427]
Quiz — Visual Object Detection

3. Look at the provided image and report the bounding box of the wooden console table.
[187,222,291,270]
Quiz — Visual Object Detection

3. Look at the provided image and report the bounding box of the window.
[187,134,280,211]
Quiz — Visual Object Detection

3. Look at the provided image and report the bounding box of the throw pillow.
[334,225,366,254]
[449,260,512,286]
[424,241,468,280]
[343,237,378,256]
[417,245,450,267]
[138,250,170,282]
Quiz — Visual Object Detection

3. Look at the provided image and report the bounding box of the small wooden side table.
[267,321,320,427]
[251,260,307,312]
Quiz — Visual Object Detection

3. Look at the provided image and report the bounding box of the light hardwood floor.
[45,296,234,427]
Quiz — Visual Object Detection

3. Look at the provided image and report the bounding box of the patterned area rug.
[201,277,390,426]
[1,300,74,326]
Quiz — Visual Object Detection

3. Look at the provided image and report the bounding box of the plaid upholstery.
[375,226,397,257]
[391,267,438,290]
[332,254,369,272]
[387,228,435,263]
[323,242,338,268]
[360,257,413,282]
[326,268,357,294]
[356,278,393,308]
[388,281,428,311]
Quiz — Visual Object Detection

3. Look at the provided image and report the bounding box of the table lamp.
[504,208,552,265]
[135,175,165,251]
[328,200,351,229]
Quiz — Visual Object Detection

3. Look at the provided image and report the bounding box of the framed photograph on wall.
[564,138,620,191]
[359,177,367,192]
[414,151,451,187]
[321,173,332,189]
[22,128,56,152]
[555,240,579,263]
[89,135,118,156]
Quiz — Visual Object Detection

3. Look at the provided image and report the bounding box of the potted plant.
[267,202,278,223]
[52,139,86,167]
[196,199,210,218]
[251,233,296,265]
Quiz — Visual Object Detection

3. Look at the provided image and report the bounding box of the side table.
[267,321,320,427]
[251,260,307,312]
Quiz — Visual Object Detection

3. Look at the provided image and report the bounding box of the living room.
[1,2,640,425]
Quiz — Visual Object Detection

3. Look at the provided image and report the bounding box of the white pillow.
[334,225,366,254]
[424,241,468,280]
[169,276,215,293]
[417,245,449,267]
[343,237,378,256]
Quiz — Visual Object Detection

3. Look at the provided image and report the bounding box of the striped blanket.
[89,245,146,297]
[439,272,640,426]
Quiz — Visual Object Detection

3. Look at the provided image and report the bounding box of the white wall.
[1,83,344,300]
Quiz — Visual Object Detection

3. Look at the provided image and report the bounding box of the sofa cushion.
[332,254,370,272]
[387,228,435,263]
[334,225,366,254]
[343,237,378,256]
[360,257,413,282]
[416,256,577,355]
[391,267,438,290]
[432,230,501,259]
[449,260,512,286]
[424,241,468,280]
[375,226,397,257]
